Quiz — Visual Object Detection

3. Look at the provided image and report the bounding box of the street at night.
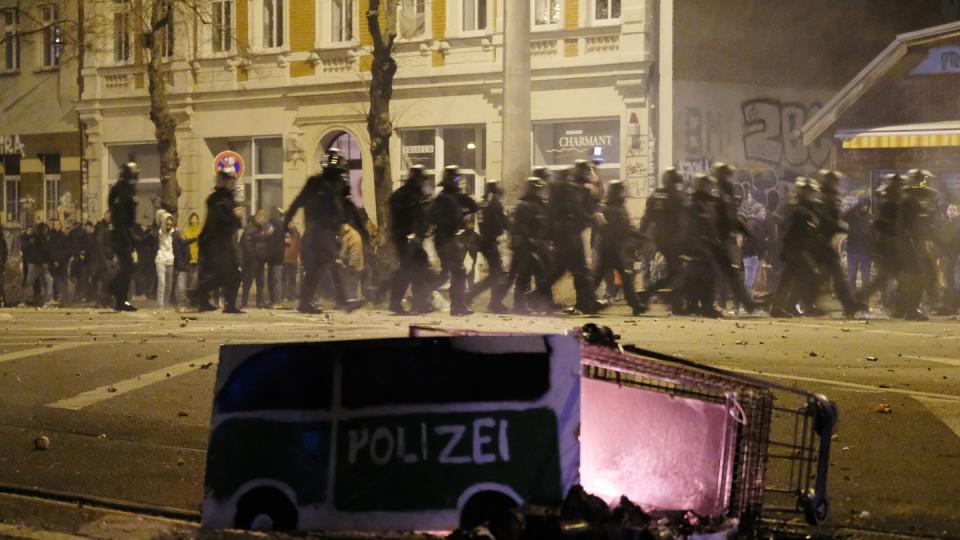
[0,306,957,539]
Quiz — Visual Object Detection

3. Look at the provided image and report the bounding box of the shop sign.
[534,119,620,166]
[402,145,434,154]
[910,46,960,75]
[0,135,25,157]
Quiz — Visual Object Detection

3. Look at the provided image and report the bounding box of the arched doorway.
[320,131,363,209]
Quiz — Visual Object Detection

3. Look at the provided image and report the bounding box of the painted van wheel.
[234,487,298,531]
[460,491,519,530]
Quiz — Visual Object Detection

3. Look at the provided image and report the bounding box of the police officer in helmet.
[388,165,433,314]
[107,162,141,312]
[427,165,479,316]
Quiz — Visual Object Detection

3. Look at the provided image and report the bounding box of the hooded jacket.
[155,210,176,266]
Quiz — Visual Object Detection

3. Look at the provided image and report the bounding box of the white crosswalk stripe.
[0,342,93,364]
[45,354,218,411]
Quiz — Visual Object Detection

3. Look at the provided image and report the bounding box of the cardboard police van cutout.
[201,335,582,531]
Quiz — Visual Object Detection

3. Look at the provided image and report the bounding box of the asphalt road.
[0,304,958,539]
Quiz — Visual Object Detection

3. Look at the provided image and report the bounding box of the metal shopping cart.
[410,324,837,537]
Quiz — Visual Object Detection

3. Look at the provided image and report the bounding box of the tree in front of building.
[366,0,399,230]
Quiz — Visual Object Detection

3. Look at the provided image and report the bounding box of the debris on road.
[106,386,117,393]
[200,362,214,369]
[809,351,819,357]
[857,510,872,520]
[872,403,893,414]
[866,356,878,362]
[177,411,189,417]
[145,354,158,360]
[735,340,749,345]
[33,436,50,450]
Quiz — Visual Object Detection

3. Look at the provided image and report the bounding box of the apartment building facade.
[75,0,654,223]
[0,0,81,229]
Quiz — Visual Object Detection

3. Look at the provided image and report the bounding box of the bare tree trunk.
[366,0,397,230]
[145,0,181,216]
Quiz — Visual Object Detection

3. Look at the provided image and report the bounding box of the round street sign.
[214,150,245,178]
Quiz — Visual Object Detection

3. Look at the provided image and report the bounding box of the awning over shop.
[837,121,960,149]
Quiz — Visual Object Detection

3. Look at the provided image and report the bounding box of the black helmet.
[573,159,592,181]
[407,165,427,185]
[661,167,684,188]
[484,179,503,197]
[795,176,821,192]
[325,148,347,172]
[523,177,545,197]
[216,169,237,184]
[817,169,842,193]
[532,167,551,182]
[440,165,461,191]
[119,162,141,183]
[711,162,736,180]
[606,179,626,200]
[693,174,717,194]
[907,168,935,188]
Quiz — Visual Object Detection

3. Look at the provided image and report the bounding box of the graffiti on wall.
[741,99,832,169]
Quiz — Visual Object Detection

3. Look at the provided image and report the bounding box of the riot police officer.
[593,180,645,315]
[545,160,605,314]
[711,162,759,312]
[427,165,479,316]
[190,170,244,313]
[637,167,688,312]
[683,174,723,317]
[770,178,822,318]
[896,169,940,320]
[510,177,551,314]
[858,173,905,311]
[388,165,432,314]
[107,162,140,312]
[467,179,510,313]
[814,169,862,317]
[284,149,358,314]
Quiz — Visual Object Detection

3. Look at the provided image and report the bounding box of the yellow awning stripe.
[842,133,960,149]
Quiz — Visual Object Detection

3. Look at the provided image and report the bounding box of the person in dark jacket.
[283,149,359,314]
[240,209,269,308]
[107,163,140,311]
[509,177,551,314]
[466,179,510,313]
[427,165,479,316]
[265,209,286,308]
[682,174,723,317]
[388,166,433,314]
[813,170,862,317]
[544,161,605,314]
[135,223,158,299]
[770,178,822,318]
[842,198,872,291]
[189,170,244,313]
[940,203,960,314]
[710,163,759,312]
[47,220,71,304]
[24,223,55,306]
[637,168,688,312]
[858,174,904,311]
[0,230,7,307]
[67,221,88,302]
[741,204,768,299]
[592,180,645,315]
[894,169,941,320]
[171,216,192,310]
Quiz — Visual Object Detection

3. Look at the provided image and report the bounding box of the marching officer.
[815,169,863,317]
[593,180,645,315]
[770,178,822,318]
[189,170,244,313]
[427,165,479,316]
[388,165,433,314]
[107,162,140,312]
[637,167,688,312]
[711,162,758,312]
[283,149,359,314]
[683,174,723,317]
[896,169,941,320]
[859,173,905,311]
[467,179,510,313]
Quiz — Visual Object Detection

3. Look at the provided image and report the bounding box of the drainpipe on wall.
[76,0,86,221]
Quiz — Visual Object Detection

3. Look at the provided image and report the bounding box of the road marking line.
[0,343,92,364]
[45,354,218,411]
[714,365,960,403]
[914,397,960,439]
[901,355,960,368]
[0,523,87,540]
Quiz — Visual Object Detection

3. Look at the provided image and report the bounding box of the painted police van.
[201,335,582,532]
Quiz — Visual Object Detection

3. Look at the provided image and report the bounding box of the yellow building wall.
[290,0,316,52]
[565,0,580,29]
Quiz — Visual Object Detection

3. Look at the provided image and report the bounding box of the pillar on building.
[656,0,674,175]
[502,0,531,200]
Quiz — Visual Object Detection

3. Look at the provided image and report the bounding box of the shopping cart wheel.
[801,493,829,525]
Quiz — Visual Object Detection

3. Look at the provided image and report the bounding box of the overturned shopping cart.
[410,324,837,536]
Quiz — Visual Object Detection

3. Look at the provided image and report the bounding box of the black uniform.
[107,180,138,307]
[771,198,821,316]
[46,227,70,302]
[240,220,268,308]
[638,186,688,310]
[509,184,551,313]
[683,189,724,316]
[284,169,351,312]
[388,179,432,313]
[427,183,479,315]
[896,184,940,318]
[467,196,510,312]
[194,186,242,311]
[593,186,644,314]
[814,186,859,315]
[859,182,903,308]
[544,170,602,313]
[712,176,756,310]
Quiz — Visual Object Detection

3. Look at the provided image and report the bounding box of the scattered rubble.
[865,356,878,362]
[872,403,893,414]
[33,436,49,450]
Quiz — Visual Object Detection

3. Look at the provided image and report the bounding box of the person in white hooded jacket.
[155,210,177,307]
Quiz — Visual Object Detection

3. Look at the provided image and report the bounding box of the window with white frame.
[159,19,175,58]
[40,4,63,67]
[113,0,131,62]
[401,126,486,196]
[533,0,560,27]
[42,154,61,221]
[462,0,487,32]
[331,0,354,43]
[1,8,20,72]
[2,155,20,223]
[397,0,426,39]
[593,0,620,22]
[211,0,234,53]
[262,0,285,49]
[253,137,283,215]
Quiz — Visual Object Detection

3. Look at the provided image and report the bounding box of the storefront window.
[2,155,20,223]
[400,127,486,195]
